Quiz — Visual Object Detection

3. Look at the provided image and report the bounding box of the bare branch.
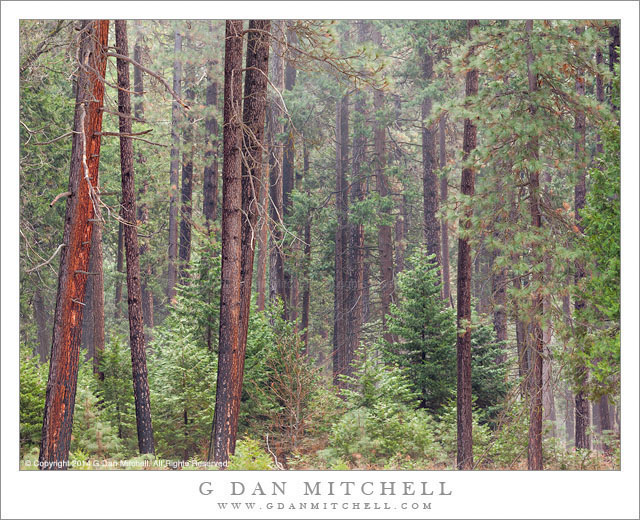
[50,191,72,207]
[25,243,65,273]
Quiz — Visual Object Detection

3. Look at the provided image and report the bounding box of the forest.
[19,19,620,471]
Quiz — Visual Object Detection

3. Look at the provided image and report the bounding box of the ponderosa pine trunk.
[333,90,349,389]
[394,193,407,275]
[373,46,395,341]
[133,24,154,331]
[455,19,478,471]
[256,159,268,312]
[421,39,441,273]
[115,20,154,455]
[301,142,312,348]
[211,20,244,466]
[89,218,105,377]
[282,23,297,316]
[573,24,590,452]
[439,115,452,306]
[167,29,182,303]
[268,20,286,313]
[234,18,271,450]
[39,19,109,469]
[608,24,620,110]
[114,221,124,317]
[179,58,195,283]
[203,25,219,232]
[525,19,544,470]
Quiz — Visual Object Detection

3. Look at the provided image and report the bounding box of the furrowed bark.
[115,19,154,455]
[268,20,286,314]
[456,19,477,471]
[39,19,109,469]
[421,40,441,273]
[211,20,244,466]
[439,115,451,306]
[525,19,544,470]
[234,18,271,451]
[133,23,154,331]
[179,60,195,283]
[573,25,590,452]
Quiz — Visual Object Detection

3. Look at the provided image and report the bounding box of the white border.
[2,2,638,519]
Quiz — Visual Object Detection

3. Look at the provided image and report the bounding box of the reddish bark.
[212,20,245,466]
[115,20,154,455]
[456,19,478,471]
[234,18,271,447]
[39,19,109,469]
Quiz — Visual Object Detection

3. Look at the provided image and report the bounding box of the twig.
[50,191,72,207]
[265,434,284,470]
[33,131,77,146]
[25,243,65,273]
[95,129,152,137]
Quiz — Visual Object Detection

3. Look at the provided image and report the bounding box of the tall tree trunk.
[211,20,245,466]
[167,29,182,303]
[333,87,350,389]
[89,219,105,378]
[268,21,286,313]
[345,22,366,379]
[179,61,195,283]
[573,25,590,451]
[455,19,478,471]
[440,116,452,306]
[115,20,154,455]
[373,27,395,343]
[33,288,50,363]
[39,19,109,469]
[301,143,312,348]
[256,159,268,312]
[421,39,441,272]
[203,23,219,232]
[565,385,575,446]
[282,23,298,314]
[233,18,271,451]
[133,24,154,331]
[114,221,124,317]
[525,19,544,471]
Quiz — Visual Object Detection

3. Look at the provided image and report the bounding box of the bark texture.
[268,20,286,312]
[115,20,155,455]
[179,58,195,282]
[439,116,452,306]
[212,20,244,466]
[525,19,544,471]
[39,19,109,469]
[167,29,182,302]
[456,19,478,471]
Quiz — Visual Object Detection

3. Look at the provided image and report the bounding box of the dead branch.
[50,191,72,207]
[25,243,65,273]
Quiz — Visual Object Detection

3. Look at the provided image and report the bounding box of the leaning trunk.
[39,19,109,469]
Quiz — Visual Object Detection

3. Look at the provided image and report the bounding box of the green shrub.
[19,347,47,454]
[227,437,274,470]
